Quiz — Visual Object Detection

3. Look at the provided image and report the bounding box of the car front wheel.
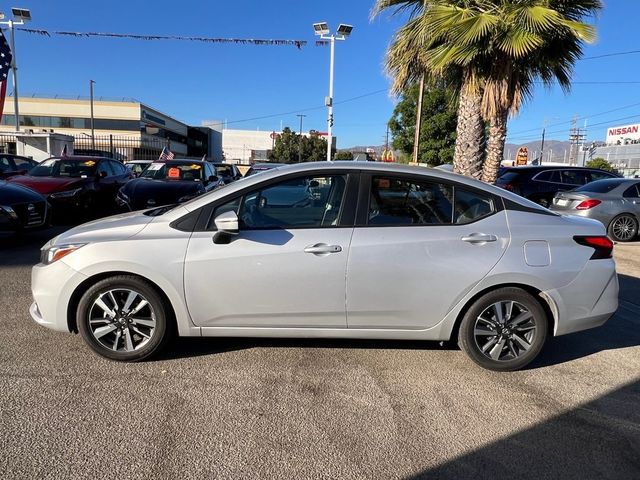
[458,287,548,371]
[77,275,171,361]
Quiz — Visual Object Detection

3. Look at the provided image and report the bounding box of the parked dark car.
[0,153,38,179]
[212,163,243,183]
[245,163,285,177]
[496,166,619,207]
[0,180,50,232]
[116,159,223,210]
[7,156,132,220]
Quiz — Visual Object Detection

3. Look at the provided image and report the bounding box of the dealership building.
[590,122,640,176]
[0,96,212,159]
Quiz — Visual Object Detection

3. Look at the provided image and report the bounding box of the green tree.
[586,157,616,173]
[268,128,328,163]
[388,83,458,166]
[373,0,601,183]
[334,150,354,160]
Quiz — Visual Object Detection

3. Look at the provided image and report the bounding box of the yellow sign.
[516,147,529,166]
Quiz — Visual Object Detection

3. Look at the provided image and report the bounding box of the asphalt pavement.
[0,228,639,480]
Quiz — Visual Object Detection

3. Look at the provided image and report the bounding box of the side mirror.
[215,210,239,234]
[98,170,108,178]
[309,180,320,188]
[208,175,219,183]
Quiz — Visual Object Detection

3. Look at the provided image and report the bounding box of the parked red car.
[7,156,132,220]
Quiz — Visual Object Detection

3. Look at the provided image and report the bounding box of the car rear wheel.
[458,287,548,371]
[608,214,638,242]
[77,275,171,361]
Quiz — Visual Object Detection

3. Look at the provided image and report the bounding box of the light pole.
[0,8,31,132]
[89,80,96,149]
[313,22,353,162]
[296,114,306,163]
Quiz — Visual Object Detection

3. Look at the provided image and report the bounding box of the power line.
[582,50,640,60]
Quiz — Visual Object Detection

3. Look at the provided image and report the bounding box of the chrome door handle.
[461,234,497,244]
[304,243,342,254]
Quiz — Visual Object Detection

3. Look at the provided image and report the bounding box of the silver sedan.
[550,178,640,242]
[30,162,618,371]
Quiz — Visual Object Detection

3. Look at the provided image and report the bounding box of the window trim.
[355,171,501,228]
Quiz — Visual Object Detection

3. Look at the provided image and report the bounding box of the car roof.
[150,159,206,165]
[46,156,112,162]
[179,161,549,214]
[502,165,607,171]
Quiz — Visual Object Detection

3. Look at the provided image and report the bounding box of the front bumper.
[30,260,88,333]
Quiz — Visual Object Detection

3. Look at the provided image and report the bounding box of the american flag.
[159,147,175,160]
[0,30,14,125]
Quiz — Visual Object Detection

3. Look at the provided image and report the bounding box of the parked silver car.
[30,162,618,371]
[550,178,640,242]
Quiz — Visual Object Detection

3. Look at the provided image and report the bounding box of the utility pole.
[89,80,96,150]
[412,74,425,164]
[539,120,547,165]
[296,114,306,163]
[568,117,586,166]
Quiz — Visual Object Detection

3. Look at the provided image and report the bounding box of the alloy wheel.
[87,288,156,352]
[611,215,637,241]
[473,301,537,362]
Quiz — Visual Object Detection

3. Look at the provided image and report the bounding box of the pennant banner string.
[15,28,330,49]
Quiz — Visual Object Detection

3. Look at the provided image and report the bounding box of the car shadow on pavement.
[160,274,640,368]
[0,226,67,266]
[529,273,640,369]
[405,379,640,480]
[157,336,455,362]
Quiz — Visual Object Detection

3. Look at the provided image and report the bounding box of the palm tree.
[374,0,487,179]
[375,0,601,182]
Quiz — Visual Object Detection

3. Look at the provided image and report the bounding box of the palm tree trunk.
[453,86,485,179]
[482,111,508,184]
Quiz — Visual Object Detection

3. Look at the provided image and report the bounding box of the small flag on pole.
[159,147,175,161]
[0,30,14,125]
[60,145,68,157]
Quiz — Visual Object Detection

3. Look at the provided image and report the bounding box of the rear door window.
[561,170,589,185]
[369,176,454,225]
[454,189,495,224]
[589,170,617,182]
[534,170,561,183]
[623,184,640,198]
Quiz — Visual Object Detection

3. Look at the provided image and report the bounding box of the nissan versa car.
[30,162,618,371]
[551,178,640,242]
[0,180,50,232]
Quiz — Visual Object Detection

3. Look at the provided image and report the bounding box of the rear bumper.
[544,258,619,336]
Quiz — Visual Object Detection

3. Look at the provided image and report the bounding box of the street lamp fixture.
[313,21,354,161]
[0,7,32,132]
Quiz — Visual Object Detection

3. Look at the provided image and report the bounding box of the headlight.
[0,205,18,219]
[40,243,86,265]
[50,188,83,199]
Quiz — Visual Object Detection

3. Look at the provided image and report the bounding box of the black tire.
[458,287,548,371]
[77,275,171,361]
[608,214,638,242]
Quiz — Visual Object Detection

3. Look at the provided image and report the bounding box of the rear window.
[574,179,625,193]
[496,171,523,182]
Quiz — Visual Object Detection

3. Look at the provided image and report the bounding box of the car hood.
[45,210,155,247]
[7,175,87,195]
[122,178,203,209]
[0,180,46,204]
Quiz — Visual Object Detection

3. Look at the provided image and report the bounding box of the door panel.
[184,228,353,328]
[346,212,509,329]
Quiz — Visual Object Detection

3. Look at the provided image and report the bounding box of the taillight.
[499,183,515,192]
[576,199,601,210]
[573,236,614,259]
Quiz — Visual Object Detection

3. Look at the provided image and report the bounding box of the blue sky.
[6,0,640,147]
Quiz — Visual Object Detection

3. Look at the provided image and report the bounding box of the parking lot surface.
[1,228,639,480]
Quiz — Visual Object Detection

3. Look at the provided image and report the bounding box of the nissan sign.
[606,123,640,144]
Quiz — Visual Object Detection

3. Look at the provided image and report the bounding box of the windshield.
[29,158,98,178]
[140,162,205,181]
[214,165,233,176]
[575,179,626,193]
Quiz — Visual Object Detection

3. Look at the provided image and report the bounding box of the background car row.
[0,154,243,233]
